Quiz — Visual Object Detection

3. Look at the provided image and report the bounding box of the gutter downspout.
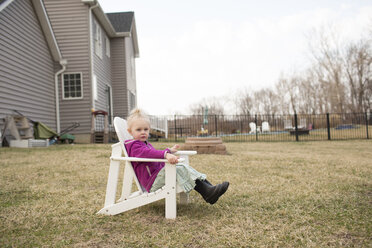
[89,2,99,112]
[55,59,68,134]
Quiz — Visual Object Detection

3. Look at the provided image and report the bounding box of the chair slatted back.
[113,117,144,193]
[114,117,132,157]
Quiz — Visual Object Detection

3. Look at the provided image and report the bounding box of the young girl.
[124,109,229,205]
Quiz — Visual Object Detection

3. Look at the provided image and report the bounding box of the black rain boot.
[194,179,229,204]
[204,179,213,186]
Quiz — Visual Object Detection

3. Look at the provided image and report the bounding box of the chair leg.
[179,192,189,204]
[165,190,177,219]
[102,144,122,208]
[165,163,177,219]
[119,162,134,201]
[103,160,120,207]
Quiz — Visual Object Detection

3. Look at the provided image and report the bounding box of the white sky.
[100,0,372,115]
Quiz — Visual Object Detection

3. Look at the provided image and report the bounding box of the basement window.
[62,73,83,99]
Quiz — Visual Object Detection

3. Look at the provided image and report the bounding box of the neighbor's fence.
[152,112,371,142]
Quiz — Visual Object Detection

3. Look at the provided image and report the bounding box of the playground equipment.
[197,127,208,137]
[180,107,227,155]
[198,106,209,136]
[91,110,109,143]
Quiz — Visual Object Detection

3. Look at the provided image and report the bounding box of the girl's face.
[128,118,150,142]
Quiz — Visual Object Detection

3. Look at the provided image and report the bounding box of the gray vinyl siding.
[111,38,128,118]
[43,0,91,134]
[0,0,56,130]
[92,16,112,114]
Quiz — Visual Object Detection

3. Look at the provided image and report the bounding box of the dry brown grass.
[1,140,371,247]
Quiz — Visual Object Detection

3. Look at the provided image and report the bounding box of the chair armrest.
[174,151,197,156]
[111,156,185,163]
[111,142,122,148]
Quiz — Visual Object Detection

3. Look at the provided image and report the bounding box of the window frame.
[131,56,135,80]
[105,84,113,124]
[94,21,102,59]
[128,90,136,111]
[62,72,84,100]
[105,36,110,58]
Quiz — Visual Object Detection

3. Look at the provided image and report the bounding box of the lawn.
[0,141,371,247]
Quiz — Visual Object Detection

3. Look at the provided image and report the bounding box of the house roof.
[106,12,134,33]
[106,11,139,58]
[82,0,139,57]
[0,0,15,12]
[1,0,63,62]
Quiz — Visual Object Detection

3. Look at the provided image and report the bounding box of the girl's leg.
[150,164,229,205]
[174,163,206,193]
[150,164,206,193]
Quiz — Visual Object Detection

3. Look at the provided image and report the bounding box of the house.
[0,0,139,143]
[0,0,64,135]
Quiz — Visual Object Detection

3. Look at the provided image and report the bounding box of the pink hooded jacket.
[124,139,171,192]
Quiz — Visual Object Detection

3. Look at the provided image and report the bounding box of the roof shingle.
[106,12,134,33]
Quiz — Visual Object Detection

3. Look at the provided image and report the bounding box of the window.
[63,73,83,99]
[131,56,135,80]
[94,21,102,58]
[105,37,110,57]
[92,75,97,101]
[106,85,113,124]
[129,91,136,111]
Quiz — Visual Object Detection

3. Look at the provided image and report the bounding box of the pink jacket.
[124,139,171,192]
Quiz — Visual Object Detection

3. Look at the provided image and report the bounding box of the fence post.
[255,114,258,141]
[294,113,299,142]
[365,112,369,139]
[174,115,177,142]
[215,115,218,137]
[326,113,331,140]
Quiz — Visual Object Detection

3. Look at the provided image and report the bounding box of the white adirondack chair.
[262,121,270,133]
[97,117,197,219]
[249,122,260,134]
[298,118,307,130]
[284,119,293,130]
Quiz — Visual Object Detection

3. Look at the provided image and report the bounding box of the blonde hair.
[127,108,151,129]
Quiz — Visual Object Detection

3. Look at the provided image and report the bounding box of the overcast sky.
[100,0,372,115]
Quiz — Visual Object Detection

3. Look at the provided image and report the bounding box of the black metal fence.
[155,112,371,142]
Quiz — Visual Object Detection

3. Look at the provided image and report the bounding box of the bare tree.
[275,74,301,114]
[308,27,347,113]
[189,97,225,115]
[235,88,254,115]
[344,39,372,112]
[252,88,279,115]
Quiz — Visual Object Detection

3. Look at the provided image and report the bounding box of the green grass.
[0,141,371,247]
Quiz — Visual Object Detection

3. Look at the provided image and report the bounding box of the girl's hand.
[166,153,179,164]
[169,144,180,154]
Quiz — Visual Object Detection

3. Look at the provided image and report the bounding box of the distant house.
[0,0,139,143]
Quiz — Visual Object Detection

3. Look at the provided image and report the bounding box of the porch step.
[92,132,107,143]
